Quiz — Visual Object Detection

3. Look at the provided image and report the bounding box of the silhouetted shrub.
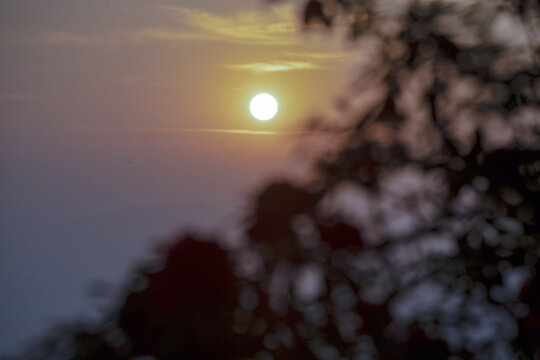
[118,236,240,360]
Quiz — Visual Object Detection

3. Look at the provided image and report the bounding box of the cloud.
[223,49,354,73]
[283,51,351,60]
[36,5,300,47]
[0,93,35,101]
[136,4,299,45]
[36,29,209,46]
[132,28,219,42]
[64,125,341,136]
[37,31,114,45]
[224,60,323,72]
[141,128,284,135]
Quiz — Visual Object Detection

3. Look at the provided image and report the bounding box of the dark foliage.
[118,237,241,360]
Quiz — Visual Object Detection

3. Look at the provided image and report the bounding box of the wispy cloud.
[66,125,341,136]
[37,5,300,47]
[135,128,285,135]
[135,4,299,45]
[222,49,354,73]
[132,28,219,42]
[283,51,351,60]
[37,31,114,45]
[0,93,35,101]
[224,60,323,73]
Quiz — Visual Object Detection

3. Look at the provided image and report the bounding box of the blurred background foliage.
[6,0,540,359]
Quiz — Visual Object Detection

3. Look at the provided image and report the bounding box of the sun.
[250,93,278,121]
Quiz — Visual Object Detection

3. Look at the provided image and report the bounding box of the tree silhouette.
[9,0,540,359]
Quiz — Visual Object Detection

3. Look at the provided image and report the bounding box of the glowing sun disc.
[250,93,278,121]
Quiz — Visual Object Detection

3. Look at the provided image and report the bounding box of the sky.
[0,0,355,354]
